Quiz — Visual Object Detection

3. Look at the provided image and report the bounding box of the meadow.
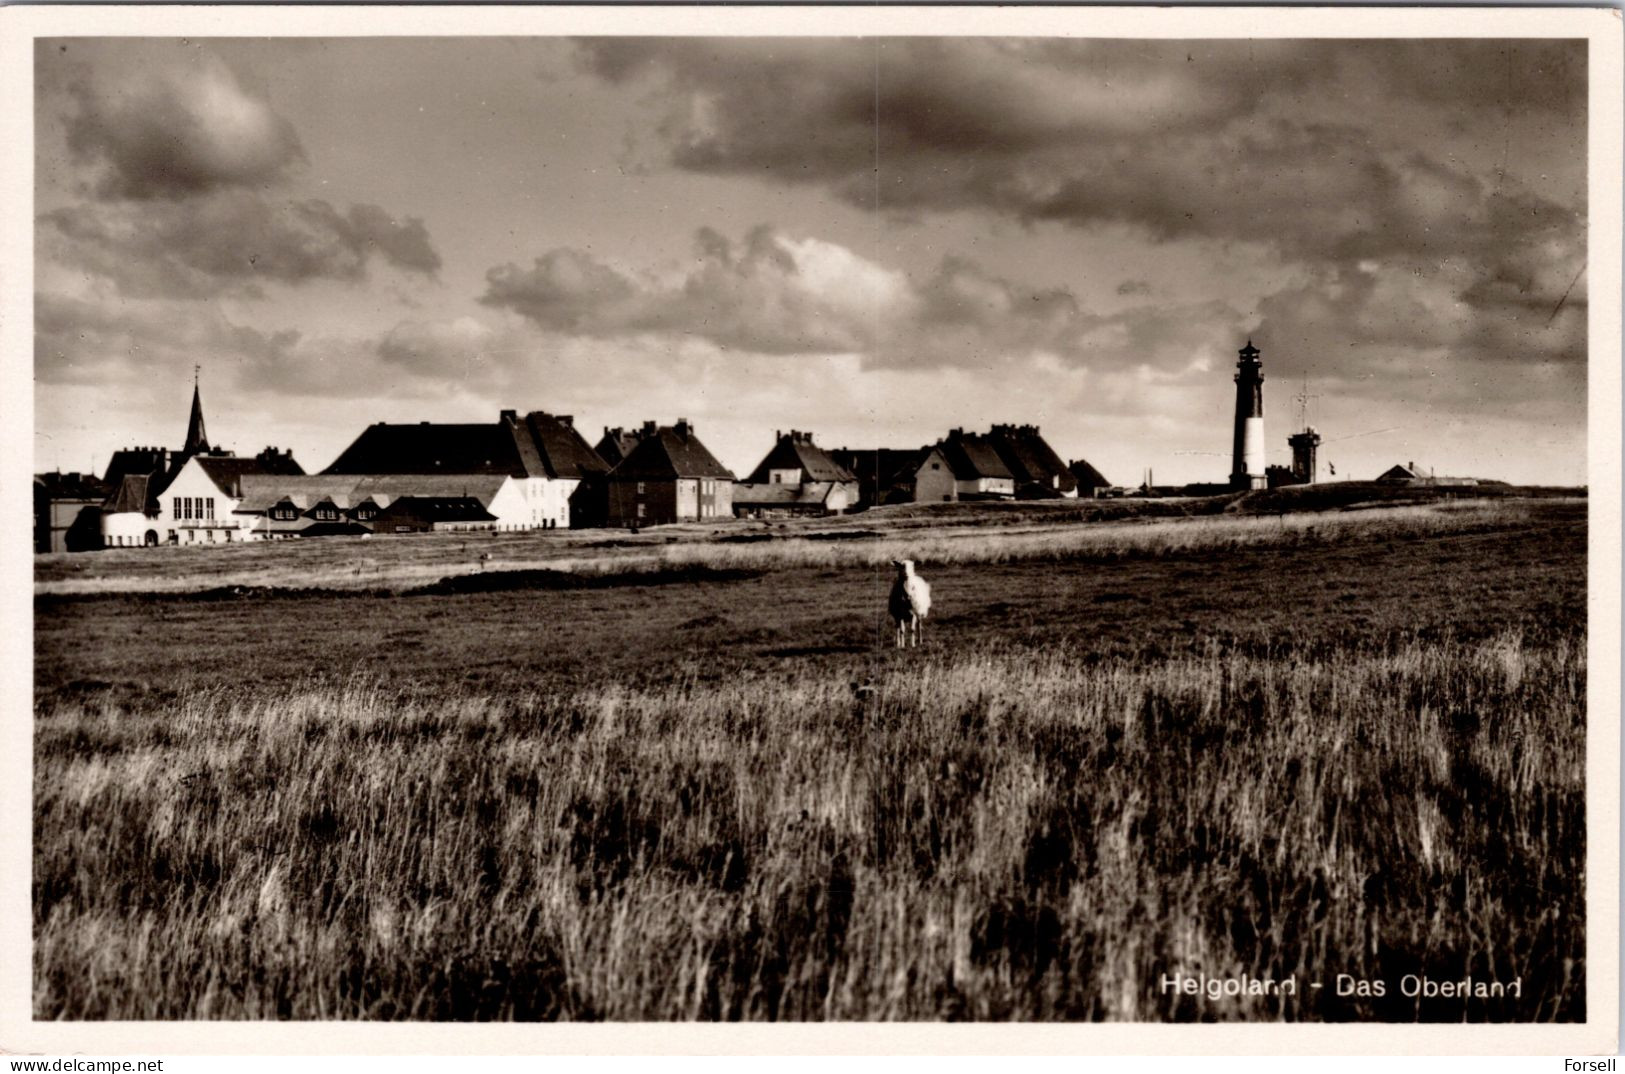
[33,496,1588,1021]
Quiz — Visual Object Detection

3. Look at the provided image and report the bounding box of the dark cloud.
[62,52,306,200]
[578,39,1321,181]
[577,38,1585,267]
[41,192,442,299]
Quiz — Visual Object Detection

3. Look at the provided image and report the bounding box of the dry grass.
[35,498,1546,597]
[35,632,1584,1021]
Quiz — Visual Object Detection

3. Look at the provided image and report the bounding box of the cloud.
[577,38,1585,269]
[481,224,1255,375]
[40,192,442,298]
[64,52,305,200]
[481,225,900,357]
[377,318,498,374]
[35,290,298,387]
[578,39,1319,180]
[35,291,463,402]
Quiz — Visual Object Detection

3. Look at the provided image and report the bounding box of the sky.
[33,36,1589,486]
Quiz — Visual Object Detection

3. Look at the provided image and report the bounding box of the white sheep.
[888,559,931,649]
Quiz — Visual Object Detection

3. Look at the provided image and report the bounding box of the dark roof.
[325,421,529,476]
[828,448,928,489]
[325,412,607,480]
[989,425,1077,494]
[1069,459,1112,489]
[608,422,735,481]
[939,432,1013,481]
[525,412,609,480]
[376,496,497,523]
[594,427,644,467]
[745,431,856,484]
[103,448,171,487]
[103,474,155,514]
[194,452,305,498]
[35,472,111,500]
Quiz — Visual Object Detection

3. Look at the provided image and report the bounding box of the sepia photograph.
[4,4,1620,1054]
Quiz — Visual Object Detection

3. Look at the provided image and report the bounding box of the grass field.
[33,496,1588,1021]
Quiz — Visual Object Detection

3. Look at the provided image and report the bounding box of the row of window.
[269,504,376,522]
[172,496,215,521]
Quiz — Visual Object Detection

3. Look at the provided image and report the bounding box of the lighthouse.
[1230,340,1266,491]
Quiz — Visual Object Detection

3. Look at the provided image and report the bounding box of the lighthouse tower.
[1230,340,1266,491]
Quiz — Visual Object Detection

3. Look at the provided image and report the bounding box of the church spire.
[184,365,210,455]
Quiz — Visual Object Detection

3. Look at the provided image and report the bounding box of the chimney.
[500,409,517,424]
[559,415,573,428]
[674,418,691,442]
[641,420,657,439]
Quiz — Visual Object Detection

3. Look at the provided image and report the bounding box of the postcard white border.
[0,4,1617,1056]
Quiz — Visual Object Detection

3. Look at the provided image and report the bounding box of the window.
[204,498,215,520]
[636,482,646,495]
[636,503,646,519]
[931,463,940,470]
[172,497,182,518]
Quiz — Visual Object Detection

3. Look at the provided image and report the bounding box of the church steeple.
[184,365,211,456]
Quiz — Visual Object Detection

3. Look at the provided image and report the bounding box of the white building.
[321,410,607,530]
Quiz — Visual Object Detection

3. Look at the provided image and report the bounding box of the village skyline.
[35,36,1588,486]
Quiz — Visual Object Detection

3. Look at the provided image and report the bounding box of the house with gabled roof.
[733,430,860,518]
[988,424,1078,499]
[604,419,735,527]
[926,428,1016,501]
[155,448,306,546]
[1069,459,1114,498]
[1375,461,1478,487]
[322,409,607,529]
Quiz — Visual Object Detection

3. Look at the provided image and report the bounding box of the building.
[604,419,735,527]
[926,428,1016,501]
[987,424,1078,499]
[323,410,607,530]
[826,447,929,508]
[33,472,111,553]
[372,496,498,534]
[234,473,539,538]
[1068,459,1113,498]
[1376,462,1479,487]
[733,483,856,519]
[233,475,390,539]
[155,449,308,545]
[594,427,645,469]
[732,430,859,518]
[1288,426,1322,484]
[1230,340,1267,491]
